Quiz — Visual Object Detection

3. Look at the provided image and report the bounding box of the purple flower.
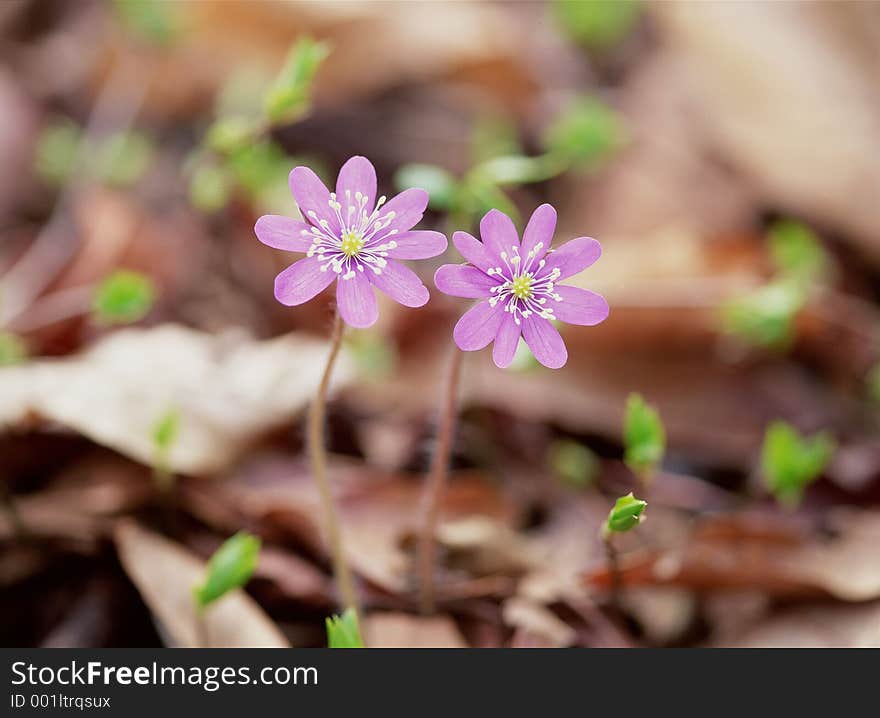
[255,156,448,328]
[434,205,609,369]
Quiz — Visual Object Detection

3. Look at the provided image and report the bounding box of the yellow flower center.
[511,275,533,300]
[341,231,365,257]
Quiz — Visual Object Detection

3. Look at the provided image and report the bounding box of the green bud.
[768,220,828,284]
[542,98,626,168]
[603,492,647,536]
[623,393,665,479]
[761,421,835,508]
[264,38,331,124]
[720,279,805,349]
[548,439,599,490]
[553,0,641,51]
[326,608,365,648]
[92,270,156,325]
[193,532,261,609]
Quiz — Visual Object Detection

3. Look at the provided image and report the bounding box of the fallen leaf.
[0,324,355,474]
[585,509,880,602]
[363,612,467,648]
[503,597,576,648]
[114,521,289,648]
[716,601,880,648]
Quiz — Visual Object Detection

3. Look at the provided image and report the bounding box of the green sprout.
[720,220,829,350]
[602,492,647,539]
[34,118,81,187]
[113,0,182,46]
[553,0,642,51]
[393,97,624,231]
[761,421,835,508]
[188,38,329,214]
[720,279,805,350]
[92,270,156,325]
[0,332,27,366]
[264,37,331,124]
[548,439,599,490]
[623,393,665,484]
[542,98,627,169]
[193,532,262,609]
[768,220,828,283]
[326,608,365,648]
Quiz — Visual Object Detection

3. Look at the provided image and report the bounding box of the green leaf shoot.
[263,37,331,124]
[326,608,365,648]
[623,393,665,480]
[761,421,835,508]
[92,270,156,325]
[548,439,599,490]
[603,492,647,538]
[193,532,262,609]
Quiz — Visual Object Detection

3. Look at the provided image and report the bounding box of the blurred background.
[2,0,880,648]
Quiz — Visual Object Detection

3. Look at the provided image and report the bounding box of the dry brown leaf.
[503,597,576,648]
[586,509,880,602]
[183,457,516,597]
[363,612,467,648]
[0,460,151,543]
[114,521,288,648]
[0,325,355,474]
[653,1,880,262]
[716,601,880,648]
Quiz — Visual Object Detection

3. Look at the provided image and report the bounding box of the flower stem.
[417,347,464,614]
[308,309,359,617]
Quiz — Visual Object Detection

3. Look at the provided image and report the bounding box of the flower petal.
[453,300,505,352]
[452,231,495,273]
[255,215,313,252]
[289,167,339,233]
[520,204,556,264]
[336,155,377,219]
[337,270,379,328]
[492,312,521,369]
[521,316,568,369]
[540,237,602,281]
[479,209,520,264]
[369,259,430,308]
[380,188,429,233]
[553,285,610,326]
[274,257,336,307]
[434,264,496,298]
[385,230,448,259]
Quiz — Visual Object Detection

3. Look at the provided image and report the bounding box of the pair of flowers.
[254,156,608,368]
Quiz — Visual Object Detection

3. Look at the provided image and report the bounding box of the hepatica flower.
[435,205,608,368]
[255,156,447,327]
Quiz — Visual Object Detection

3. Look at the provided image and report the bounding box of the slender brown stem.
[417,347,464,614]
[308,309,359,616]
[602,533,623,616]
